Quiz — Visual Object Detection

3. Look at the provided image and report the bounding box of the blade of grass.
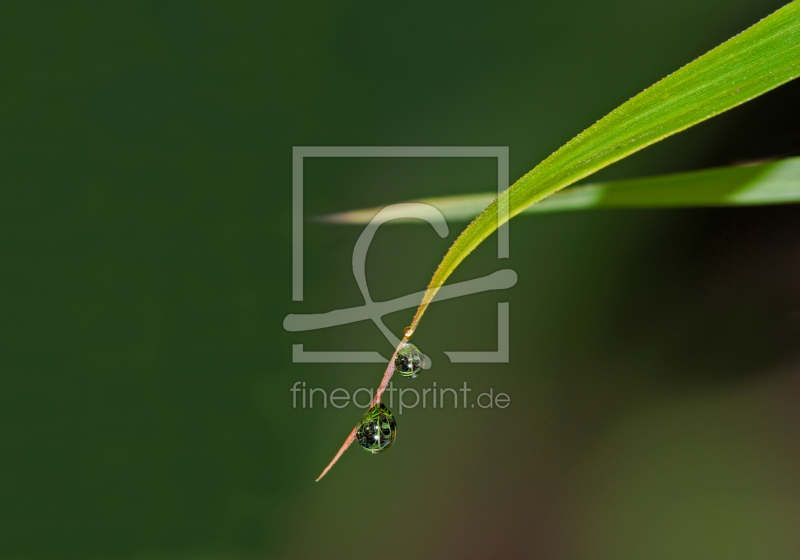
[409,2,800,335]
[317,1,800,480]
[318,157,800,223]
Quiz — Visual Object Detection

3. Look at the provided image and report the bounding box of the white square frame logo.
[290,146,511,364]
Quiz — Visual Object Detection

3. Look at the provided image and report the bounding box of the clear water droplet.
[395,343,425,378]
[356,403,397,453]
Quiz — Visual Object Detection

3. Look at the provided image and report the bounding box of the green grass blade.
[402,1,800,335]
[319,157,800,223]
[316,1,800,481]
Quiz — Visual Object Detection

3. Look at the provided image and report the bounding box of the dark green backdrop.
[1,1,799,559]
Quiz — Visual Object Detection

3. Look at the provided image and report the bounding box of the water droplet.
[356,403,397,453]
[403,326,414,338]
[395,343,425,378]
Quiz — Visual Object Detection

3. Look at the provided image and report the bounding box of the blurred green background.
[1,1,800,559]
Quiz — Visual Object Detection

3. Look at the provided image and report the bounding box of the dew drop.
[356,403,397,453]
[395,343,425,378]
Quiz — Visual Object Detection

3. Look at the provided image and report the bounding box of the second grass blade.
[320,157,800,223]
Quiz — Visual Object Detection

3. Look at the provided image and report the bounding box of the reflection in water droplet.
[356,403,397,453]
[395,343,425,378]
